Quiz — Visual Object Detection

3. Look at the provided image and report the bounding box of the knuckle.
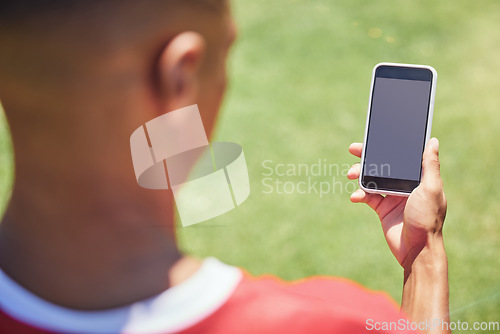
[435,159,441,170]
[441,193,448,210]
[423,181,443,197]
[427,157,440,169]
[424,153,440,167]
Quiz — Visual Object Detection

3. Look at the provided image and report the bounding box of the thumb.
[421,137,441,188]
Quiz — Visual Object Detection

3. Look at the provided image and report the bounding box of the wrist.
[403,233,447,280]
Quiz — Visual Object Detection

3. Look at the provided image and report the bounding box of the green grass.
[2,0,500,326]
[0,111,12,213]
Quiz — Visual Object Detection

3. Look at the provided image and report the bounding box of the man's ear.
[157,31,206,110]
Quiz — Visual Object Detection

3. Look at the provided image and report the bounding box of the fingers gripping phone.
[360,63,437,196]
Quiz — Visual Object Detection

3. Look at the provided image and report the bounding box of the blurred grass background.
[1,0,499,326]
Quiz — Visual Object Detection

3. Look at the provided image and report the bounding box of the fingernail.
[430,138,439,151]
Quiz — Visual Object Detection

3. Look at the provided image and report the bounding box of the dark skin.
[0,1,449,332]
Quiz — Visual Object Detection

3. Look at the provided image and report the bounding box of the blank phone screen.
[363,68,433,191]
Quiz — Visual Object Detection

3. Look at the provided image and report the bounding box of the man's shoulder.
[181,271,407,334]
[0,257,413,334]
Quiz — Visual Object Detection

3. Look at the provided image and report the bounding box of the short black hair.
[0,0,89,21]
[0,0,223,23]
[0,0,226,86]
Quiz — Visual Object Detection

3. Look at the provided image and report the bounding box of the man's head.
[0,0,236,226]
[0,1,238,308]
[0,0,236,139]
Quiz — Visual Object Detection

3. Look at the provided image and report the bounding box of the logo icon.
[130,105,250,226]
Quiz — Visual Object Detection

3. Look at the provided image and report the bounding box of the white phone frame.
[359,62,437,197]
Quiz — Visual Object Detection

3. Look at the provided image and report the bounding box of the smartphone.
[359,62,437,196]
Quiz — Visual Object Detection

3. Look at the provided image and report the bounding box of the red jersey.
[0,258,415,334]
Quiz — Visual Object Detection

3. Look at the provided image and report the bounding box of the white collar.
[0,257,242,333]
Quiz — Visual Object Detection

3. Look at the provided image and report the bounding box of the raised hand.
[347,138,447,266]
